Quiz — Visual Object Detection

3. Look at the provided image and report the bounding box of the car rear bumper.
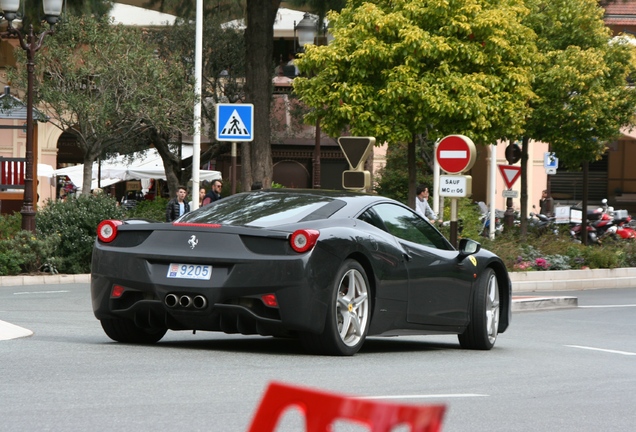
[90,246,341,336]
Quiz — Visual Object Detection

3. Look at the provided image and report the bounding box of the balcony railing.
[0,157,26,191]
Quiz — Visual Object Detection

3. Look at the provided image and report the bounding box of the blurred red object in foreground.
[247,381,446,432]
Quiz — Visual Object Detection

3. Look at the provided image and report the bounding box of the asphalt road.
[1,284,635,431]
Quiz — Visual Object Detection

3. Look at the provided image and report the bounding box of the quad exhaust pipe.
[165,294,207,309]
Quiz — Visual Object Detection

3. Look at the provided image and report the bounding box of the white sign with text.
[439,175,472,197]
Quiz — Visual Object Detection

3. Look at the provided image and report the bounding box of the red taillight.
[290,229,320,253]
[97,220,123,243]
[111,284,125,298]
[261,294,278,308]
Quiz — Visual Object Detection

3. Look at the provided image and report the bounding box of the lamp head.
[42,0,63,25]
[295,12,316,49]
[0,0,19,22]
[0,0,63,26]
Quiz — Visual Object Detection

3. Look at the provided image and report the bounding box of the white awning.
[222,8,326,39]
[53,146,221,192]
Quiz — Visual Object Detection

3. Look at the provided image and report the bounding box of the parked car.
[91,189,511,356]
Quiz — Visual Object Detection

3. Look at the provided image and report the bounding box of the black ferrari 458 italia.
[91,189,511,356]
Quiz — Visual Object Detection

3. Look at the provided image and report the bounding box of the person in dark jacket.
[539,189,554,217]
[166,186,190,222]
[202,179,223,206]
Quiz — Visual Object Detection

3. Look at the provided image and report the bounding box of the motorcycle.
[529,211,559,236]
[595,199,636,241]
[574,199,636,244]
[477,202,504,237]
[570,222,599,244]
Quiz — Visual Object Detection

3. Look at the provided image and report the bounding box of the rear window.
[177,191,344,227]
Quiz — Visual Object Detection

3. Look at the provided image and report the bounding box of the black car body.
[91,189,511,355]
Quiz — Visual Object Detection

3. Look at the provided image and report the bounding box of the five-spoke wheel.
[458,268,500,350]
[301,259,371,356]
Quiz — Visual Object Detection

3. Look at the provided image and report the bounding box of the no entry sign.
[435,135,477,174]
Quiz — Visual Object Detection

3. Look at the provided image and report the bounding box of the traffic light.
[343,170,370,190]
[505,142,521,164]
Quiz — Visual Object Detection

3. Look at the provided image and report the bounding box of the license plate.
[167,263,212,280]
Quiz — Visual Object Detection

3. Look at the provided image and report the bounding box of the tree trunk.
[153,132,182,199]
[241,142,252,191]
[408,137,416,209]
[81,144,101,196]
[520,136,530,236]
[243,0,280,191]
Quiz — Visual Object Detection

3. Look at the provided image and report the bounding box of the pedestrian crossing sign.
[216,103,254,142]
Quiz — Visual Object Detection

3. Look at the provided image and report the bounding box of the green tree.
[146,0,282,192]
[149,15,246,189]
[10,15,194,197]
[518,0,636,234]
[293,0,537,205]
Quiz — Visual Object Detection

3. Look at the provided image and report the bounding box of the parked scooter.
[477,202,504,237]
[570,222,599,244]
[591,199,636,241]
[529,211,559,236]
[571,199,635,244]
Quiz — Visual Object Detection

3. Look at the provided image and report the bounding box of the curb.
[1,269,634,313]
[510,268,636,293]
[0,274,91,287]
[2,268,635,290]
[511,295,578,312]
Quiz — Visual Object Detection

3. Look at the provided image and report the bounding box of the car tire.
[458,268,499,350]
[100,318,167,344]
[301,259,371,356]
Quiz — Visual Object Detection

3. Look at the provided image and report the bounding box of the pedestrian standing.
[189,187,206,209]
[415,184,438,223]
[539,189,554,217]
[166,186,190,222]
[202,179,223,206]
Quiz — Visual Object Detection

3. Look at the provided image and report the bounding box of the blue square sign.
[216,103,254,142]
[544,152,558,169]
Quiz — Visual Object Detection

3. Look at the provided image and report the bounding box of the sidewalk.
[2,268,636,312]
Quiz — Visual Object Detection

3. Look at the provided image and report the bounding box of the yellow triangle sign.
[337,137,376,170]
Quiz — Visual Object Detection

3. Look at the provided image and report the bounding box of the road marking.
[566,345,636,356]
[13,290,69,295]
[0,320,33,341]
[578,304,636,308]
[356,394,488,400]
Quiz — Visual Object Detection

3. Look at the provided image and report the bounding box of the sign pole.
[450,198,458,248]
[435,135,477,248]
[231,142,237,195]
[504,196,514,230]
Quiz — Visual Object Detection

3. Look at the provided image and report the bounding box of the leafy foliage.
[0,212,22,240]
[522,0,636,169]
[294,0,538,145]
[375,142,432,204]
[36,195,126,274]
[128,198,170,222]
[0,231,61,275]
[9,15,194,197]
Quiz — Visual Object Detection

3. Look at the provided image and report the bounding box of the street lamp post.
[294,13,323,188]
[0,0,62,233]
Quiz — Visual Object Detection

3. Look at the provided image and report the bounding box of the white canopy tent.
[53,146,221,192]
[222,8,327,38]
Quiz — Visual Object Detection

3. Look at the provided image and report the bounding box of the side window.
[370,203,452,250]
[359,208,387,232]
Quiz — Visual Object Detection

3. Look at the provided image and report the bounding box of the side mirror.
[602,198,608,205]
[458,238,481,258]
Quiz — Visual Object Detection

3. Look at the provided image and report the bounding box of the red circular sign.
[435,135,476,174]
